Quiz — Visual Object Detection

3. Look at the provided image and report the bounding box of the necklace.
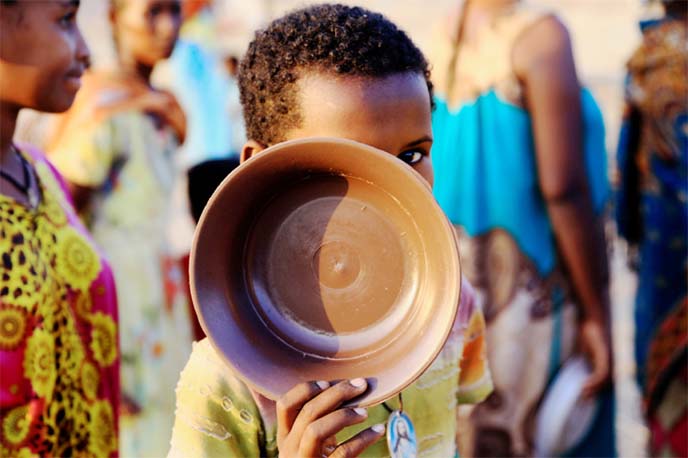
[0,145,39,208]
[383,393,418,458]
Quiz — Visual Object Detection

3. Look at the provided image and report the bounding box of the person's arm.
[49,114,118,216]
[143,89,187,144]
[513,16,611,396]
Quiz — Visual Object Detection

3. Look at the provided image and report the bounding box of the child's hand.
[276,379,386,457]
[138,90,186,142]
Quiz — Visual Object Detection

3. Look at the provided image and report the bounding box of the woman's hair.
[238,3,434,145]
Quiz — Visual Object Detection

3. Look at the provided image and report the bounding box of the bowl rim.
[190,137,461,406]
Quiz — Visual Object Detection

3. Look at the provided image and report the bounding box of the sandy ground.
[66,1,652,456]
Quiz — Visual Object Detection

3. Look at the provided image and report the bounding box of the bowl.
[534,356,600,457]
[191,137,461,406]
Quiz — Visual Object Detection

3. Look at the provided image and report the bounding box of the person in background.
[155,0,241,167]
[47,0,193,456]
[430,0,616,456]
[154,0,243,340]
[0,1,119,456]
[184,155,240,339]
[168,5,493,457]
[616,1,687,455]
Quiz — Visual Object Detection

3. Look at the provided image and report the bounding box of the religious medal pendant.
[386,394,417,458]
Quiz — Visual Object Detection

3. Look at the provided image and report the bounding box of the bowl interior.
[191,138,460,406]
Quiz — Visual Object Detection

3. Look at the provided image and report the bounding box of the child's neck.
[0,101,19,164]
[462,0,517,44]
[116,55,154,87]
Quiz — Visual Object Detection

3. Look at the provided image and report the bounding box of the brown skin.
[459,0,611,397]
[109,0,185,140]
[242,71,433,457]
[68,0,185,212]
[512,14,612,396]
[0,0,89,206]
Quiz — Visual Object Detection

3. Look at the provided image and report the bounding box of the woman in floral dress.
[49,0,193,456]
[0,1,119,457]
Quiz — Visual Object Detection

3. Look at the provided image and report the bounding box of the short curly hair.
[238,3,433,145]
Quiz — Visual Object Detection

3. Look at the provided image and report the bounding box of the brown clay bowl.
[191,137,461,406]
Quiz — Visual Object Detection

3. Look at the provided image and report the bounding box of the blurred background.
[29,0,667,455]
[84,1,653,456]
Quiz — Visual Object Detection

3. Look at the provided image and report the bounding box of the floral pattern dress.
[49,72,193,457]
[0,145,119,458]
[616,17,687,457]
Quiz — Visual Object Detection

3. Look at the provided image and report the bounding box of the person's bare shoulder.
[512,14,575,81]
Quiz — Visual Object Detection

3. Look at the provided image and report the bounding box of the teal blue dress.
[430,5,615,456]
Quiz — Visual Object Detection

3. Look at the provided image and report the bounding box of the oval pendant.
[28,187,39,209]
[386,410,417,458]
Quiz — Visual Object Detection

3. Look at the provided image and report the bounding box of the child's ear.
[240,140,267,163]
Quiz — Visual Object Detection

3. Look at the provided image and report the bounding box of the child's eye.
[397,150,424,165]
[149,5,163,17]
[59,12,77,28]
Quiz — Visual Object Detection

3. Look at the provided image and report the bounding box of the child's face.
[295,71,434,186]
[245,71,434,186]
[0,0,90,113]
[112,0,181,66]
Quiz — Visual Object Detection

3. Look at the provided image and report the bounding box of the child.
[168,5,492,457]
[0,1,119,457]
[48,0,193,456]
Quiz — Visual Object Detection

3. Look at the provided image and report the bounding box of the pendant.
[27,186,39,209]
[386,410,417,458]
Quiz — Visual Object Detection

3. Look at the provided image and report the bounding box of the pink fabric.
[0,145,120,456]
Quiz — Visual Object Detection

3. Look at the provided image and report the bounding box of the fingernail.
[372,423,385,434]
[350,378,366,388]
[354,407,367,417]
[316,381,330,390]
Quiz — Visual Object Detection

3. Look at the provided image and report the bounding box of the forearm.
[546,191,610,323]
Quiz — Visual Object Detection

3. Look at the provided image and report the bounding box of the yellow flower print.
[90,313,117,367]
[81,362,100,401]
[74,291,92,319]
[54,226,101,292]
[39,190,68,227]
[0,444,38,458]
[34,162,69,208]
[23,329,56,401]
[0,306,27,350]
[59,331,86,382]
[2,405,30,445]
[43,389,90,454]
[88,400,116,458]
[16,447,39,458]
